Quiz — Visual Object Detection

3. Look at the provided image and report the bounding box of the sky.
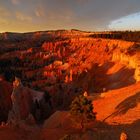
[0,0,140,32]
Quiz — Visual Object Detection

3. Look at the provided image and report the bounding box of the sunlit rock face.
[112,50,140,82]
[0,31,140,140]
[40,38,137,94]
[0,30,140,122]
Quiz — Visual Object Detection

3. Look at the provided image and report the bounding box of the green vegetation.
[90,31,140,42]
[70,95,96,130]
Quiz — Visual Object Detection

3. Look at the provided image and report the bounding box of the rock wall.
[112,51,140,81]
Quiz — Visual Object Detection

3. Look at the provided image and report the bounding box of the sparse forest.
[89,31,140,42]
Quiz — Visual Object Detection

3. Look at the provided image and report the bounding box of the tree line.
[89,31,140,42]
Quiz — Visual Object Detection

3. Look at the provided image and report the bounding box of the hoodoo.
[0,30,140,140]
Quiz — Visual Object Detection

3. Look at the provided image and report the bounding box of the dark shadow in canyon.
[76,62,136,93]
[103,92,140,122]
[112,92,140,116]
[92,119,140,140]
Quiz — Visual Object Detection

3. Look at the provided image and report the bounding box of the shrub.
[70,95,96,130]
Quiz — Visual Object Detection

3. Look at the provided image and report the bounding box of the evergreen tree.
[70,95,96,130]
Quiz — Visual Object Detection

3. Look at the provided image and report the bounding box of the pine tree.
[70,95,96,130]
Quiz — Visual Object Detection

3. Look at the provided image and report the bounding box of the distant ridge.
[0,29,90,41]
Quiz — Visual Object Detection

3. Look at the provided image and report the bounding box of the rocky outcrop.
[112,51,140,81]
[8,77,51,125]
[8,77,33,124]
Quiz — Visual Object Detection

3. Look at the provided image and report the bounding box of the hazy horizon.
[1,29,140,34]
[0,0,140,32]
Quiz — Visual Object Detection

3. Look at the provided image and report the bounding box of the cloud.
[1,0,140,31]
[108,12,140,30]
[11,0,20,5]
[35,7,45,17]
[0,7,10,17]
[0,7,11,29]
[16,12,32,22]
[47,9,74,21]
[0,18,9,25]
[34,0,140,30]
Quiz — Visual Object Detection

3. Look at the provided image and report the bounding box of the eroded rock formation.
[8,77,33,125]
[0,30,140,124]
[0,30,140,140]
[8,77,52,125]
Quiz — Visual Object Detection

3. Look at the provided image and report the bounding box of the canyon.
[0,30,140,140]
